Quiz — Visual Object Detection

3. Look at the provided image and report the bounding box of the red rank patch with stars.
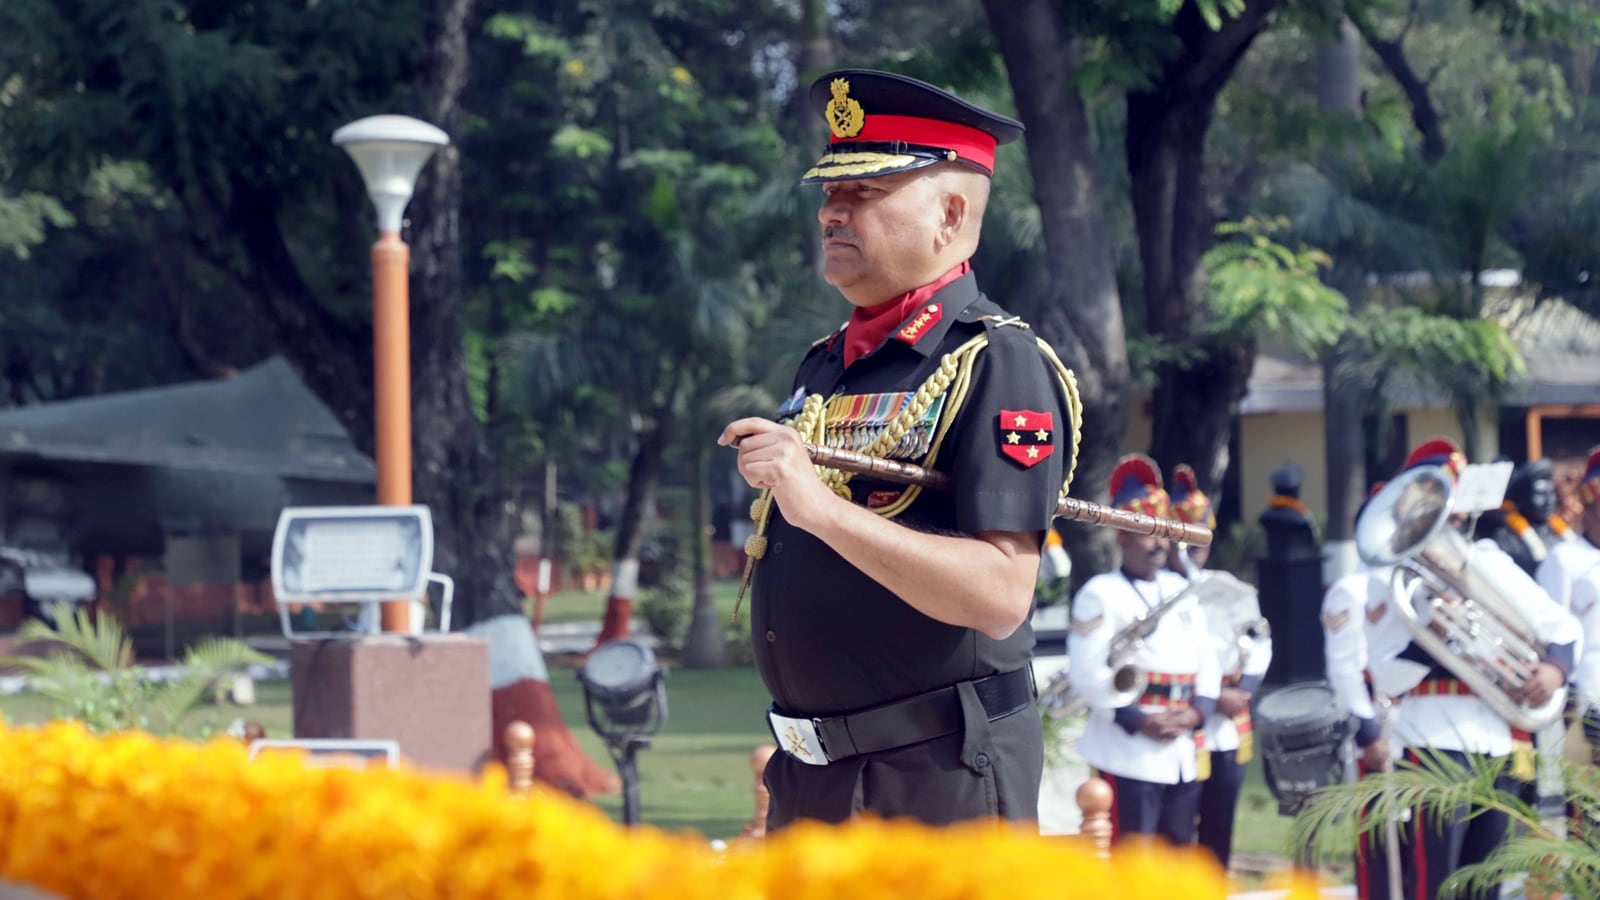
[997,410,1054,468]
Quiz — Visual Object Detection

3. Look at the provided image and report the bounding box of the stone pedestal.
[290,633,491,772]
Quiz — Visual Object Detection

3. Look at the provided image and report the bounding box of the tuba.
[1354,465,1567,732]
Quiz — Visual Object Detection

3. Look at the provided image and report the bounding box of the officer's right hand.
[718,418,839,532]
[1360,737,1391,772]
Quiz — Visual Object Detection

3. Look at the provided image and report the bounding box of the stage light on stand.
[577,639,667,825]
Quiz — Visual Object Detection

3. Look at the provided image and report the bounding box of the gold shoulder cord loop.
[1033,336,1084,499]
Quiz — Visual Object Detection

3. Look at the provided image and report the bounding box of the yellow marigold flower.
[0,720,1251,899]
[564,58,586,77]
[670,66,693,86]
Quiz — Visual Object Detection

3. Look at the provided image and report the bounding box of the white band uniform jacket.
[1069,569,1221,784]
[1198,570,1272,753]
[1367,540,1583,756]
[1322,566,1396,754]
[1536,539,1600,720]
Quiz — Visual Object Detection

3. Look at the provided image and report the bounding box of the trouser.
[1196,749,1243,869]
[1098,770,1203,847]
[1407,748,1514,900]
[1353,760,1415,900]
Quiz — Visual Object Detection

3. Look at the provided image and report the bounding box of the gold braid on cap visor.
[802,151,920,180]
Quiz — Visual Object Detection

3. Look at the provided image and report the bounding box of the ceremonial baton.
[799,442,1212,547]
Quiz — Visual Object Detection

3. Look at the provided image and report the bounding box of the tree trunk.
[983,0,1131,587]
[680,436,725,668]
[596,406,675,647]
[1129,0,1279,495]
[1318,22,1367,580]
[409,0,523,628]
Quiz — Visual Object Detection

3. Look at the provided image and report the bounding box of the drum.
[1254,680,1354,815]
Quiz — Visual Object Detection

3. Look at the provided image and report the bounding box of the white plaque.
[1453,462,1514,514]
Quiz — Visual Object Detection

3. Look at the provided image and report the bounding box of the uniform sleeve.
[1191,599,1222,703]
[940,329,1070,535]
[1067,577,1122,712]
[1474,539,1583,652]
[1557,554,1600,720]
[1364,570,1428,700]
[1240,632,1273,684]
[1322,577,1375,721]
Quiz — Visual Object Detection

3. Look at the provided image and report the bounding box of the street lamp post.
[333,115,450,634]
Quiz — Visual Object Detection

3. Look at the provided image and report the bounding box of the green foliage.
[637,586,691,651]
[0,610,271,737]
[0,191,73,258]
[1292,748,1600,899]
[1353,304,1527,385]
[1204,218,1350,355]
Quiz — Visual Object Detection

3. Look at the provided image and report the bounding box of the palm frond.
[1452,833,1600,900]
[1289,748,1547,866]
[15,609,131,672]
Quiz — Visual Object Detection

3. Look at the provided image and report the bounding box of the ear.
[933,188,968,249]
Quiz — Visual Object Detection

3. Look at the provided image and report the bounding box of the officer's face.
[1118,531,1169,580]
[817,169,948,305]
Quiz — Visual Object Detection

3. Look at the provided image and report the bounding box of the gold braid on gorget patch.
[730,337,978,621]
[728,329,1083,620]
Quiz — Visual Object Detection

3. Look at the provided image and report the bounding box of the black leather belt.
[767,668,1035,766]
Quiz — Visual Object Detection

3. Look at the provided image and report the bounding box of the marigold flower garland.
[0,720,1323,899]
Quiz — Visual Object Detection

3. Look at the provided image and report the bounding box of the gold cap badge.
[826,78,865,139]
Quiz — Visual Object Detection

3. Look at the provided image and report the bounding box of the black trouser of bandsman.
[1405,748,1514,900]
[1093,769,1203,847]
[1197,749,1243,869]
[1353,759,1416,900]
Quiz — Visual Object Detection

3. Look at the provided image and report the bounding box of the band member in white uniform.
[1070,455,1220,846]
[1365,438,1581,900]
[1537,446,1600,764]
[1322,481,1412,900]
[1165,465,1270,869]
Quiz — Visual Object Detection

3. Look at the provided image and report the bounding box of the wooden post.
[1076,776,1114,858]
[238,720,267,746]
[738,744,777,839]
[505,721,536,795]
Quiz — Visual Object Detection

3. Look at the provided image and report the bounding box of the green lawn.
[534,581,745,628]
[548,662,773,841]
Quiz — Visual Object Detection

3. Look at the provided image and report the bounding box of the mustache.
[823,226,859,244]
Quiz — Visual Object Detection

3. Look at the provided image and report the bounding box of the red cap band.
[832,114,998,173]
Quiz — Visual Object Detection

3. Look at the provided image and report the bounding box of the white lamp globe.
[332,115,450,233]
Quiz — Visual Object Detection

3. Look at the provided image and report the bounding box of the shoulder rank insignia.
[1321,609,1350,633]
[1069,614,1103,635]
[895,303,942,345]
[997,410,1054,468]
[1367,602,1388,625]
[826,78,865,139]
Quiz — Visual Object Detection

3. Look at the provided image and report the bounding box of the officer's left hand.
[1508,662,1565,708]
[719,418,840,531]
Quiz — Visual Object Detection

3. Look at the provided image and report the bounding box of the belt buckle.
[768,709,830,766]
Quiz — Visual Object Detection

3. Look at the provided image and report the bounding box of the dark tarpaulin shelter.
[0,356,375,647]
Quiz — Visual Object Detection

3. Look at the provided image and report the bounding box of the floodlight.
[248,738,400,769]
[270,505,444,638]
[578,639,668,825]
